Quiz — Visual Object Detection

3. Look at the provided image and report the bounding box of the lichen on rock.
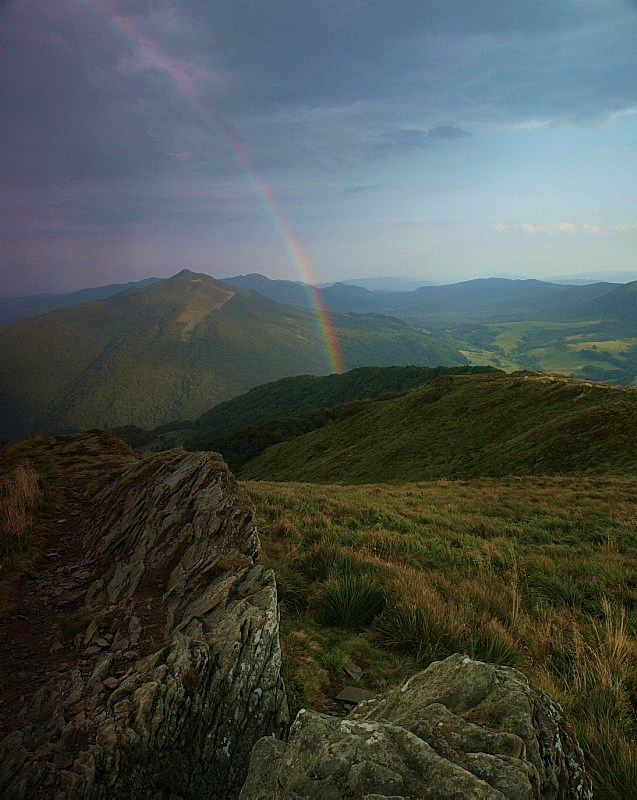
[240,654,591,800]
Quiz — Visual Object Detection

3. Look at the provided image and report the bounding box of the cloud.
[518,222,607,234]
[493,222,508,233]
[551,222,577,233]
[4,0,636,190]
[2,0,637,293]
[427,125,471,140]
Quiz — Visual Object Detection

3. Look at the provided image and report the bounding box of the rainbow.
[78,0,346,374]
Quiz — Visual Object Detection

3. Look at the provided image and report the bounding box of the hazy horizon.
[2,1,636,296]
[3,266,637,300]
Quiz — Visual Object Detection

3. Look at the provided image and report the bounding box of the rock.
[343,661,364,680]
[241,654,591,800]
[88,654,113,686]
[52,751,74,770]
[0,451,288,800]
[335,686,375,704]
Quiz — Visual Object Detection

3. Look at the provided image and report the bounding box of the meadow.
[2,431,635,796]
[454,319,637,386]
[244,476,637,799]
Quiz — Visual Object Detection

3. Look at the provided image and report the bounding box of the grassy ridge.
[244,476,637,799]
[119,365,498,456]
[240,371,637,482]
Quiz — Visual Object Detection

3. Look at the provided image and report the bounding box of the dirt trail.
[0,432,137,740]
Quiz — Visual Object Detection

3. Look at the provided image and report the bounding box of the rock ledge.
[241,653,591,799]
[1,451,288,799]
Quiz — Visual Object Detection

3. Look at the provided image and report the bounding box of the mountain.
[570,279,637,320]
[0,270,466,441]
[546,270,637,284]
[387,278,581,316]
[220,273,314,308]
[0,277,162,323]
[6,272,625,328]
[240,371,637,482]
[327,276,437,291]
[222,273,624,323]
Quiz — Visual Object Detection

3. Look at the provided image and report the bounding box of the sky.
[2,0,637,295]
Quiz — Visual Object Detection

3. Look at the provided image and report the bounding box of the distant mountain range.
[0,277,161,323]
[319,276,438,291]
[0,270,465,441]
[240,371,637,482]
[221,273,634,324]
[3,272,635,327]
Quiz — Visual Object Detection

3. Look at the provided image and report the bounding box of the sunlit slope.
[240,371,637,481]
[0,270,465,440]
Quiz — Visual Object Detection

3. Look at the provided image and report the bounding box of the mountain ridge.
[240,370,637,482]
[0,270,466,441]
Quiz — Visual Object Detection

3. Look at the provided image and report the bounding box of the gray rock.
[241,654,591,800]
[0,451,288,800]
[335,686,375,704]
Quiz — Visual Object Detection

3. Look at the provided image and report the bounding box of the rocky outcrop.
[241,654,591,799]
[0,451,288,799]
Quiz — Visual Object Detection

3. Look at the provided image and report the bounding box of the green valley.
[455,319,637,385]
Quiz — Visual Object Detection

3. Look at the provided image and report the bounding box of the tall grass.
[245,476,637,799]
[318,574,385,629]
[0,462,42,565]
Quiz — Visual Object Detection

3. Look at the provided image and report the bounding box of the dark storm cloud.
[2,0,636,292]
[3,0,636,187]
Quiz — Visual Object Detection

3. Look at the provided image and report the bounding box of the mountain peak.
[166,268,225,286]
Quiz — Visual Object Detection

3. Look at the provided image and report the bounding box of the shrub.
[275,563,308,609]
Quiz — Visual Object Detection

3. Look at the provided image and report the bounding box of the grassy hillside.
[240,371,637,482]
[0,270,467,441]
[119,364,499,453]
[244,476,637,798]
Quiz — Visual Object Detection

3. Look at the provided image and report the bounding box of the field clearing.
[567,337,637,353]
[489,319,598,353]
[524,346,617,375]
[244,476,637,799]
[458,319,636,384]
[459,348,518,370]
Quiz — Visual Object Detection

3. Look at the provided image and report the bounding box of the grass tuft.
[317,574,385,630]
[0,462,42,567]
